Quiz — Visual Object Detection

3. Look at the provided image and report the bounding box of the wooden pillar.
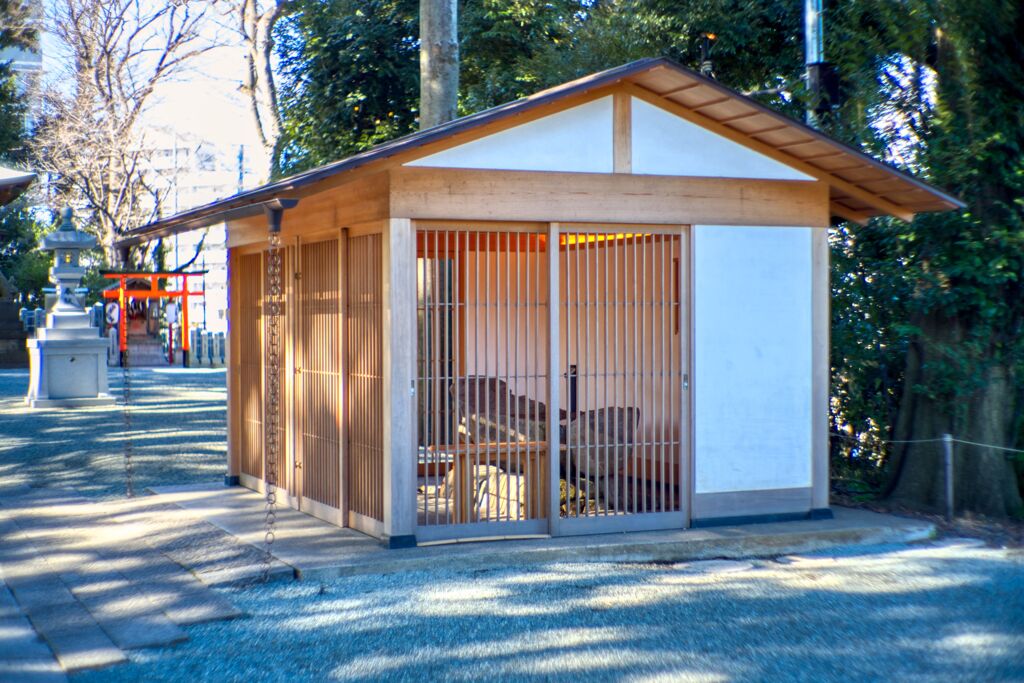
[547,223,561,536]
[226,247,241,485]
[382,218,417,547]
[811,227,831,515]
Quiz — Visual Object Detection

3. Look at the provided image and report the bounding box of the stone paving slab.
[25,601,126,672]
[1,491,242,627]
[60,570,188,650]
[0,515,125,672]
[0,610,53,660]
[0,489,245,675]
[0,658,68,683]
[0,583,67,683]
[150,484,937,583]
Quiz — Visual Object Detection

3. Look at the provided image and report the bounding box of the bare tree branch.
[31,0,218,264]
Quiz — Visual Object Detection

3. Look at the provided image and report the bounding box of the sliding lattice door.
[295,238,344,522]
[557,230,687,534]
[415,229,550,540]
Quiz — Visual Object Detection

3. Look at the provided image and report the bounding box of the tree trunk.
[419,0,458,130]
[241,0,286,179]
[887,313,1023,516]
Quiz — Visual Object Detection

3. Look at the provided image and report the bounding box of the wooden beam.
[829,202,871,226]
[622,83,917,223]
[613,91,632,174]
[225,172,390,248]
[390,167,831,227]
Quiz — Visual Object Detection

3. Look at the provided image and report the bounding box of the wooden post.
[943,433,954,522]
[811,227,831,516]
[226,248,240,485]
[382,218,417,547]
[547,223,561,536]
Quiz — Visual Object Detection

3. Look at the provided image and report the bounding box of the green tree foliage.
[274,0,419,176]
[0,202,48,304]
[460,0,805,114]
[0,0,43,303]
[274,0,1023,512]
[827,0,1024,514]
[276,0,807,174]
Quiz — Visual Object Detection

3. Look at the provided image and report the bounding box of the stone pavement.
[0,486,246,677]
[149,483,936,583]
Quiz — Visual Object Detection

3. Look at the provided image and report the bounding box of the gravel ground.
[5,368,1023,681]
[0,367,227,497]
[72,542,1022,682]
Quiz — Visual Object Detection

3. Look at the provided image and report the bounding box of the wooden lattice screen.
[347,234,385,522]
[297,238,342,510]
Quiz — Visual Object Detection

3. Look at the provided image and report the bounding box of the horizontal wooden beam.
[389,167,830,227]
[829,202,871,226]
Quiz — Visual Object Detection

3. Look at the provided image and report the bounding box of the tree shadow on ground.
[73,545,1024,682]
[0,368,227,498]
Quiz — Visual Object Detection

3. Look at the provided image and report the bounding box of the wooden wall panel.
[298,238,342,510]
[348,234,385,522]
[237,252,264,479]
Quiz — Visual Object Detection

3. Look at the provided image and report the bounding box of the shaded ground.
[0,368,227,498]
[3,368,1022,681]
[834,493,1024,550]
[72,542,1024,682]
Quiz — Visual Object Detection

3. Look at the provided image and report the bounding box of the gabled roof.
[116,57,963,248]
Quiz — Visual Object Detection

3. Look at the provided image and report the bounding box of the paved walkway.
[0,486,245,677]
[149,483,936,582]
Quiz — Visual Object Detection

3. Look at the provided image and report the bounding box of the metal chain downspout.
[121,343,134,498]
[262,230,283,582]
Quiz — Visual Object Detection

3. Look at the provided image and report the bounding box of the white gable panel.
[694,225,814,494]
[407,97,613,173]
[632,99,813,181]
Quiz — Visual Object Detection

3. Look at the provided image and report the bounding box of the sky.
[38,2,269,181]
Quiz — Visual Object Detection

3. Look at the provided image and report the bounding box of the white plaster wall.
[407,97,613,173]
[694,225,813,493]
[631,98,813,181]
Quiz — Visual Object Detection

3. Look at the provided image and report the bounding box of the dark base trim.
[692,510,822,528]
[809,507,833,520]
[385,534,417,549]
[224,475,240,487]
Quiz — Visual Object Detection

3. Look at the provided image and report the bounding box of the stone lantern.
[25,208,113,407]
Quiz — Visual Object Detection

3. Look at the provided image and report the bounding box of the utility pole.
[804,0,824,127]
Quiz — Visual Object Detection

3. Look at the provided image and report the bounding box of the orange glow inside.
[559,233,650,246]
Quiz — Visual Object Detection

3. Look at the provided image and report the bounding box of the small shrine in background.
[25,208,113,408]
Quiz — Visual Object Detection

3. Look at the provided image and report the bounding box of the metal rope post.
[943,433,954,522]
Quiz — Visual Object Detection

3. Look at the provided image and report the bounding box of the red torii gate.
[102,271,205,364]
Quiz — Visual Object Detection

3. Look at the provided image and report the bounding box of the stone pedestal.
[26,309,112,408]
[25,207,114,408]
